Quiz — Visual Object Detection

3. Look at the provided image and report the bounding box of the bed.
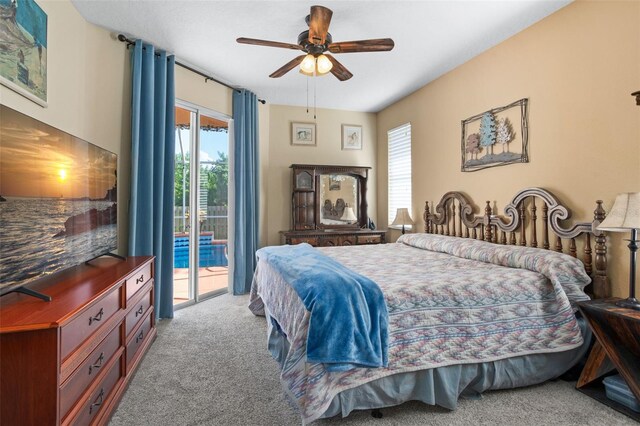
[249,188,610,423]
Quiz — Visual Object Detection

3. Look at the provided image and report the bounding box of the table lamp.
[597,192,640,310]
[341,205,358,224]
[392,208,414,234]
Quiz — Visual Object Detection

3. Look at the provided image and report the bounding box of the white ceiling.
[72,1,571,112]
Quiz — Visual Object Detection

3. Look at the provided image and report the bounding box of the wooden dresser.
[0,256,156,426]
[281,229,386,246]
[284,164,386,246]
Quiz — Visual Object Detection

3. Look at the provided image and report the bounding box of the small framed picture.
[291,122,316,146]
[329,176,341,191]
[342,124,362,150]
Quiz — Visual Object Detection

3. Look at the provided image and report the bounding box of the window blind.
[388,123,412,226]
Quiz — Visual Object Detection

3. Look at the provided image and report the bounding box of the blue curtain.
[232,90,259,295]
[129,40,176,318]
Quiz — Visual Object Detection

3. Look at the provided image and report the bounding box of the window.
[388,123,412,227]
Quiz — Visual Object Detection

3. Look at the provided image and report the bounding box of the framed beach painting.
[291,122,316,146]
[0,0,48,107]
[342,124,362,150]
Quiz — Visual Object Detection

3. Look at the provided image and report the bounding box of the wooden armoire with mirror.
[280,164,386,246]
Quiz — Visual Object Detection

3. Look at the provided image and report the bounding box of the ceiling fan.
[237,5,394,81]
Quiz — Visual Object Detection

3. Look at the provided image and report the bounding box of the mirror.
[319,174,359,226]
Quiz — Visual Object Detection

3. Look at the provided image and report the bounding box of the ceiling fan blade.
[237,37,302,51]
[326,54,353,81]
[328,38,395,54]
[308,5,333,45]
[269,55,307,78]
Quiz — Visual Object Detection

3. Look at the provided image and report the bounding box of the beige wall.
[0,0,131,254]
[377,1,640,298]
[265,105,377,246]
[175,66,232,115]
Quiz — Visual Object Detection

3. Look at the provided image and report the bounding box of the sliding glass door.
[173,102,231,308]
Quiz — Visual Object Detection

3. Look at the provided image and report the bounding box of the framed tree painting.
[461,98,529,172]
[0,0,48,107]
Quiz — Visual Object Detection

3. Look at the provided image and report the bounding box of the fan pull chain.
[313,65,317,120]
[306,74,309,114]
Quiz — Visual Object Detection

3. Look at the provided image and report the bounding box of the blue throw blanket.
[256,243,388,371]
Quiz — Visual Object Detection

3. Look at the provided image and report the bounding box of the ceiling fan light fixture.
[300,54,316,74]
[299,54,332,77]
[299,68,330,77]
[316,54,333,74]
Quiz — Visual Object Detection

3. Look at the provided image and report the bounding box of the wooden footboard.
[423,188,609,298]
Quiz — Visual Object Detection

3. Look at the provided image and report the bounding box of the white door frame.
[174,99,233,309]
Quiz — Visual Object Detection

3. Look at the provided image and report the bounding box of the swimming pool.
[174,237,228,269]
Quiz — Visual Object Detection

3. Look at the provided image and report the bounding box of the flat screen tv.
[0,105,118,300]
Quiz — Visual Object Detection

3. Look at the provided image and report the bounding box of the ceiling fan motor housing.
[298,30,332,55]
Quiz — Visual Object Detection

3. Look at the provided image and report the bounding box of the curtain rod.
[117,34,266,104]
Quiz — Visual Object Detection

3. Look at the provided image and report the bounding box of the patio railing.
[174,206,228,239]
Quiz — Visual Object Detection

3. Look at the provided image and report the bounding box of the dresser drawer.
[319,237,338,247]
[356,235,382,245]
[66,352,123,426]
[126,311,153,371]
[339,236,356,246]
[60,325,121,420]
[61,286,122,361]
[125,284,153,338]
[290,237,319,246]
[126,262,152,301]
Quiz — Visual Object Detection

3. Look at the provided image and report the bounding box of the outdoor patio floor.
[173,266,228,305]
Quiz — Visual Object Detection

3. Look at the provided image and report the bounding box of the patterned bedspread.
[249,234,591,423]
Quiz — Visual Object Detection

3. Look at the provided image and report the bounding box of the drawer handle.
[89,308,104,326]
[89,388,104,415]
[135,305,144,317]
[136,329,144,344]
[136,274,144,284]
[88,352,104,375]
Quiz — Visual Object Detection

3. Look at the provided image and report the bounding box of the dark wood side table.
[576,298,640,421]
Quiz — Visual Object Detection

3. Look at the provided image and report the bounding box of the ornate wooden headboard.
[423,188,609,298]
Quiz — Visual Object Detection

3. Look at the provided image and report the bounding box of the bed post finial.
[484,201,493,242]
[593,200,609,298]
[424,201,431,233]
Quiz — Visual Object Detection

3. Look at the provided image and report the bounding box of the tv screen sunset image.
[0,105,117,293]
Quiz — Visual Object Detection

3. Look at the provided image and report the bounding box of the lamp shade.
[300,54,316,74]
[597,192,640,232]
[391,208,414,226]
[316,54,333,74]
[341,206,358,222]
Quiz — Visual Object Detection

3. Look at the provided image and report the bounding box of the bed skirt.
[265,313,591,420]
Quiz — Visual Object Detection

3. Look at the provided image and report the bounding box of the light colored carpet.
[110,294,636,426]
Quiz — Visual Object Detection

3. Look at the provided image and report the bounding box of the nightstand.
[576,298,640,421]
